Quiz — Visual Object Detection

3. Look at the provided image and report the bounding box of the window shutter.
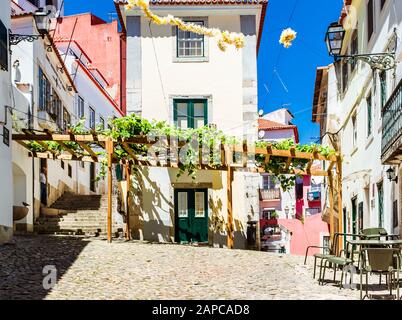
[38,68,44,110]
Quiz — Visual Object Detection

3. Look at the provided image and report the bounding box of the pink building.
[258,110,329,255]
[52,13,126,115]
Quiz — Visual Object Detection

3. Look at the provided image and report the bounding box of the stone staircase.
[34,192,126,236]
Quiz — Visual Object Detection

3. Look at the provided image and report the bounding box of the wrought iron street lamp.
[9,11,51,46]
[386,167,398,183]
[325,22,397,71]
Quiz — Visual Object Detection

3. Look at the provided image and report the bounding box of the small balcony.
[37,102,62,132]
[259,188,281,201]
[382,79,402,164]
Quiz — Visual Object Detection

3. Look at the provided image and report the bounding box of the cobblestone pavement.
[0,235,397,300]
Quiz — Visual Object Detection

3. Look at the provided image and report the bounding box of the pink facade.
[279,214,330,256]
[52,13,126,115]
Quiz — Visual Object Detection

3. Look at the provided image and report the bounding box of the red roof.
[258,119,300,143]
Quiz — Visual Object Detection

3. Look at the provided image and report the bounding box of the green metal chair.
[318,233,362,288]
[360,228,388,240]
[304,233,340,279]
[359,248,401,300]
[304,233,357,280]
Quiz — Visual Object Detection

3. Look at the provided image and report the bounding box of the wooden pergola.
[13,129,343,249]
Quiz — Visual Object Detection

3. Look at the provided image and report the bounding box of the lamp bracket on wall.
[336,52,396,71]
[9,33,44,46]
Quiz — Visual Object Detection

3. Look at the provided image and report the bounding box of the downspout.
[30,84,35,227]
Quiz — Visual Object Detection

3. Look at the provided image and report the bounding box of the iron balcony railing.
[259,188,281,201]
[382,78,402,160]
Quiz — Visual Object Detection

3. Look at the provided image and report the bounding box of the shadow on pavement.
[0,235,90,300]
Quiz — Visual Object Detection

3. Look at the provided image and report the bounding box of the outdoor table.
[346,239,402,268]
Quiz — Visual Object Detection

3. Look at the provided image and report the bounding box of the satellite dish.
[258,110,264,117]
[258,130,265,139]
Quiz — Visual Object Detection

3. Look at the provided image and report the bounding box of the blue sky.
[65,0,343,144]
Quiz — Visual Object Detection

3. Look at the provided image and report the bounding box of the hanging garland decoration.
[279,28,297,48]
[125,0,245,52]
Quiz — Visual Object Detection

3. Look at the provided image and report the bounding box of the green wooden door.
[351,198,357,239]
[175,189,208,243]
[378,182,384,228]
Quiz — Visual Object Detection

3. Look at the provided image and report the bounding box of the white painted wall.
[122,5,263,248]
[0,0,13,243]
[10,14,78,228]
[262,108,293,125]
[260,128,296,143]
[15,0,64,16]
[321,0,402,235]
[59,45,124,195]
[139,15,244,136]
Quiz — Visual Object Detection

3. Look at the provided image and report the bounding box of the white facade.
[10,12,79,231]
[0,0,13,244]
[13,0,64,16]
[119,3,265,248]
[314,0,402,236]
[56,41,124,195]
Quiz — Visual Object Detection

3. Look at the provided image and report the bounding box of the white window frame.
[172,17,209,63]
[77,96,85,120]
[89,106,96,130]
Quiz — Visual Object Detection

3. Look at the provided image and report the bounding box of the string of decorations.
[125,0,245,52]
[279,28,297,48]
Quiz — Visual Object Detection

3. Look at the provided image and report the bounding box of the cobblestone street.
[0,235,396,300]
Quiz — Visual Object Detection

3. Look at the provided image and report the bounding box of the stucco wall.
[328,0,402,234]
[0,1,13,244]
[127,14,252,137]
[128,168,257,249]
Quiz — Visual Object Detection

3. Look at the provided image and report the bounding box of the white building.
[55,40,124,195]
[9,0,123,234]
[313,0,402,237]
[0,0,13,244]
[116,0,267,248]
[10,8,77,232]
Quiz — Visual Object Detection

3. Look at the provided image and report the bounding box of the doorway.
[351,197,357,239]
[40,159,47,206]
[90,163,96,192]
[377,182,384,228]
[174,189,208,244]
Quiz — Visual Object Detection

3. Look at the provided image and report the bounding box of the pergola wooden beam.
[28,152,98,163]
[13,131,343,246]
[57,141,80,158]
[77,141,98,161]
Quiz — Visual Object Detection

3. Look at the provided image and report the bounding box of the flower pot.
[13,206,29,221]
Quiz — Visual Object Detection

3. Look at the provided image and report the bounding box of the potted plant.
[270,211,279,219]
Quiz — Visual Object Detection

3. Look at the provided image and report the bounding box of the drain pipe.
[30,84,35,227]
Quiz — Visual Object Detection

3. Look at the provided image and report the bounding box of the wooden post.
[125,162,131,241]
[106,139,114,244]
[336,156,343,252]
[227,165,234,249]
[328,171,335,252]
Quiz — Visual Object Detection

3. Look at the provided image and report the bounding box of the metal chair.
[360,228,400,240]
[359,248,401,300]
[318,233,362,288]
[304,233,357,280]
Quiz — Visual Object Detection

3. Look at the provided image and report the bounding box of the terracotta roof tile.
[258,118,300,143]
[258,119,296,130]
